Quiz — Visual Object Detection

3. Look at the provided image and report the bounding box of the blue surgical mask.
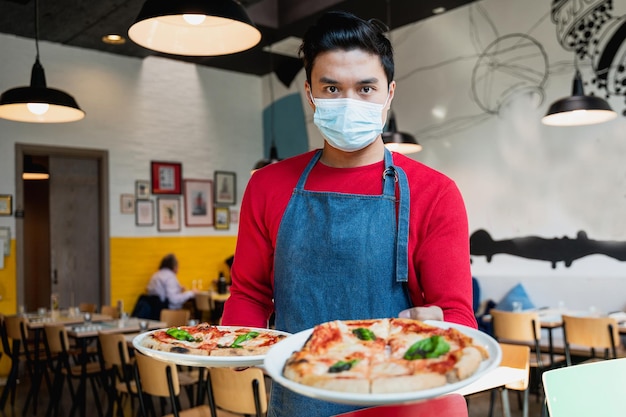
[311,95,388,152]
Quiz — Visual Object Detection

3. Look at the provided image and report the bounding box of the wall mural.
[395,0,626,142]
[470,229,626,268]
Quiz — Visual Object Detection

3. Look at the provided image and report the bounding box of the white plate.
[263,320,502,405]
[132,326,291,367]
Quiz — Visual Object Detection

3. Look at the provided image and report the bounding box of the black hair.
[159,254,178,271]
[299,11,394,85]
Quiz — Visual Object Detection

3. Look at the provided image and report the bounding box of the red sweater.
[222,150,477,328]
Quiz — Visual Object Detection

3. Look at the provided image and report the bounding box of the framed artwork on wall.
[151,161,182,195]
[158,197,181,232]
[0,227,10,256]
[214,206,230,230]
[135,180,150,199]
[0,195,12,216]
[214,171,236,205]
[184,179,213,227]
[136,200,154,226]
[120,194,135,214]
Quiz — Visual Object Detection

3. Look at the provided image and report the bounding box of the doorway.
[15,144,110,311]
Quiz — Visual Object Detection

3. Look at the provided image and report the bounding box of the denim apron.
[270,149,412,417]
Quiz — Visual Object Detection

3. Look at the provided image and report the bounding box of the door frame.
[14,143,110,307]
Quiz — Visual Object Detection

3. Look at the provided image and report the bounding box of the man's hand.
[398,306,443,321]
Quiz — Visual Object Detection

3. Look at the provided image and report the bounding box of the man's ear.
[387,81,396,109]
[304,81,315,110]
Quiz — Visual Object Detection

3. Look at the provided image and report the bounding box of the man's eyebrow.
[319,76,339,84]
[357,78,379,84]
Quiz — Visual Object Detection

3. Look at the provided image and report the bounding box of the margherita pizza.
[283,318,488,394]
[140,323,288,356]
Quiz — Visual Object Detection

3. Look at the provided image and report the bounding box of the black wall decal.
[470,229,626,268]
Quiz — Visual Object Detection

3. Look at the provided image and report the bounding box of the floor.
[0,367,546,417]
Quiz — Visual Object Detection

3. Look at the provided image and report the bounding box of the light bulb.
[27,102,49,115]
[183,14,206,25]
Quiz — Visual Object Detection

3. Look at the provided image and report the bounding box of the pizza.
[139,323,288,356]
[282,318,489,394]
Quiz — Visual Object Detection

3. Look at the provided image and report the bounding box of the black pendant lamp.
[0,0,84,123]
[383,111,422,154]
[252,142,281,173]
[542,70,617,126]
[128,0,261,56]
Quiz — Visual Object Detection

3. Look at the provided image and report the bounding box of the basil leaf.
[166,328,198,342]
[352,328,376,341]
[328,359,359,373]
[403,335,450,360]
[230,331,260,348]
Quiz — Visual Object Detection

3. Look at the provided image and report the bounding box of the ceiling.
[0,0,476,85]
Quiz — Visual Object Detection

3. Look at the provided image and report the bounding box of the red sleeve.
[409,177,476,328]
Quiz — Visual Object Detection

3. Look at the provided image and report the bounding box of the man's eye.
[361,86,372,93]
[327,86,338,93]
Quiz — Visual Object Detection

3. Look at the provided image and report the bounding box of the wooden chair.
[98,332,138,417]
[160,309,190,327]
[101,305,120,319]
[488,343,531,417]
[561,315,620,365]
[543,357,626,416]
[194,293,211,323]
[5,315,51,415]
[43,324,105,417]
[133,352,210,417]
[206,367,267,417]
[331,393,468,416]
[79,303,97,313]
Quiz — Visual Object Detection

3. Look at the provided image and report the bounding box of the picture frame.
[184,179,213,227]
[0,227,10,256]
[214,206,230,230]
[120,194,135,214]
[158,197,181,232]
[135,180,151,199]
[135,200,154,226]
[151,161,182,195]
[214,171,237,205]
[0,195,12,216]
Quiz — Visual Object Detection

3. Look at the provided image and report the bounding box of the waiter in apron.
[222,11,477,417]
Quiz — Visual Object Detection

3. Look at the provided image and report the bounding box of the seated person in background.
[146,254,197,309]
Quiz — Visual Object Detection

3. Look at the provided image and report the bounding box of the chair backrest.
[0,314,11,355]
[98,332,130,368]
[208,367,268,415]
[562,315,619,363]
[43,324,70,355]
[4,315,28,342]
[331,393,468,417]
[160,309,190,327]
[79,303,97,313]
[134,352,180,397]
[100,305,120,319]
[490,310,541,343]
[195,292,211,312]
[543,357,626,417]
[500,343,530,391]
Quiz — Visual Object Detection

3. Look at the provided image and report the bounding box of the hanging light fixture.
[382,111,422,154]
[128,0,262,56]
[0,0,84,123]
[381,0,421,155]
[542,69,617,126]
[22,155,49,180]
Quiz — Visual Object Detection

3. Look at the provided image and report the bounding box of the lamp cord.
[34,0,40,60]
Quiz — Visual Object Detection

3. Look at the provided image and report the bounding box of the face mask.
[311,95,388,152]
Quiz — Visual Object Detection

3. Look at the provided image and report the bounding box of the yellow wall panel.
[110,236,237,314]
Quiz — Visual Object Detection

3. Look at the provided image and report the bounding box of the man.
[146,254,196,310]
[222,11,476,416]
